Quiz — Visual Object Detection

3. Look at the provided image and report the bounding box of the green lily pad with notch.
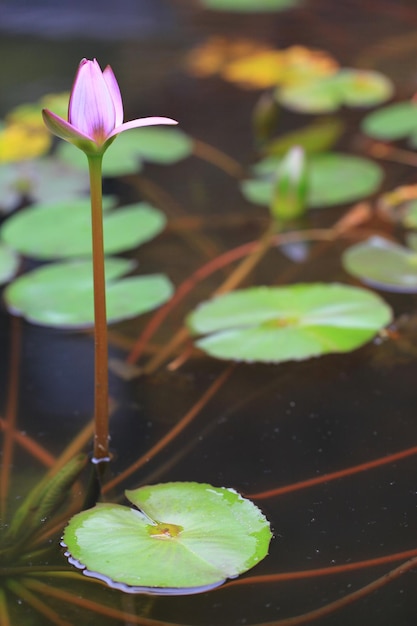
[0,199,166,260]
[187,283,392,363]
[62,482,271,593]
[277,69,393,114]
[361,101,417,144]
[4,258,173,328]
[58,127,193,176]
[200,0,299,11]
[342,236,417,292]
[0,243,19,285]
[241,152,383,209]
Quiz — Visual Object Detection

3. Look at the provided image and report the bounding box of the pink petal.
[103,65,124,127]
[108,116,178,138]
[42,109,95,144]
[69,59,116,142]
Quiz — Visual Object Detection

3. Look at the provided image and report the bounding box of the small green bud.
[270,146,308,223]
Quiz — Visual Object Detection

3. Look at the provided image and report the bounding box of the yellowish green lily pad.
[4,258,173,328]
[187,283,391,363]
[342,236,417,292]
[62,482,271,594]
[241,153,383,209]
[277,69,393,114]
[0,199,166,260]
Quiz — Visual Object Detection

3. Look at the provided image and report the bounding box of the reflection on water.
[3,0,417,624]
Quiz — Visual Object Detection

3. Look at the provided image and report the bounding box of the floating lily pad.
[0,244,19,285]
[187,283,391,363]
[62,482,271,593]
[242,153,383,209]
[200,0,299,11]
[277,69,393,114]
[4,259,173,328]
[342,236,417,292]
[58,127,193,176]
[361,101,417,144]
[0,199,166,260]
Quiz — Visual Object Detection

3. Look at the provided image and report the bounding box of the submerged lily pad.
[0,199,166,260]
[342,236,417,292]
[200,0,299,11]
[187,283,391,363]
[4,259,173,328]
[242,153,383,209]
[0,243,19,285]
[58,127,193,176]
[0,158,89,213]
[277,69,393,114]
[62,482,271,593]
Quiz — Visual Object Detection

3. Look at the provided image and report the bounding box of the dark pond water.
[2,0,417,625]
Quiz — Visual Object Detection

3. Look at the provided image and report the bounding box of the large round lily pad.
[4,258,173,328]
[342,236,417,292]
[241,153,383,209]
[62,482,271,593]
[187,283,392,363]
[0,199,166,260]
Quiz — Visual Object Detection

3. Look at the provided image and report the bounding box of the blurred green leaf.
[343,236,417,292]
[362,101,417,142]
[242,152,383,208]
[200,0,300,11]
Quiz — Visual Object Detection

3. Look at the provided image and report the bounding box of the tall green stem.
[87,155,109,463]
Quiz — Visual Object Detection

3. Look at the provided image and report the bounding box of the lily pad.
[200,0,300,11]
[342,236,417,292]
[277,69,393,114]
[187,283,392,363]
[4,258,174,328]
[0,243,19,285]
[241,153,383,209]
[62,482,271,593]
[0,199,166,260]
[361,101,417,143]
[58,127,193,176]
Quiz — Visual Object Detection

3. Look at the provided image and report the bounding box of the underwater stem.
[87,155,110,463]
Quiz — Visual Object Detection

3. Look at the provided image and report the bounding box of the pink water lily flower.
[42,58,177,156]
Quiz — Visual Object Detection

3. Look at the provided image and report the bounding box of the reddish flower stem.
[87,155,110,463]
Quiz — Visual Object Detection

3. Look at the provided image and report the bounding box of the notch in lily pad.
[62,482,272,594]
[187,283,392,363]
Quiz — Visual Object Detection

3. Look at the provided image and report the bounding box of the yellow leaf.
[0,123,51,163]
